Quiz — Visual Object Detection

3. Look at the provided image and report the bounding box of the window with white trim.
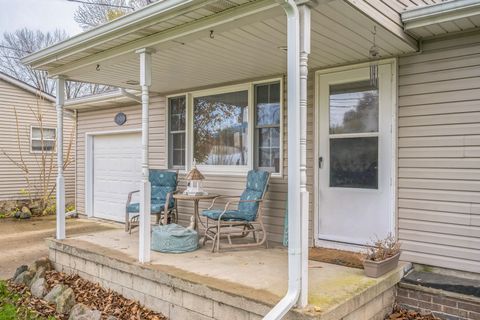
[193,90,249,166]
[255,82,281,173]
[31,127,56,152]
[168,96,186,168]
[167,79,282,174]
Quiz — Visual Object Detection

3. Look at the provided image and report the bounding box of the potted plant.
[363,234,401,278]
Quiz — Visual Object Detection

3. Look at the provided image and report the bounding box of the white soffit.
[28,0,417,94]
[402,0,480,39]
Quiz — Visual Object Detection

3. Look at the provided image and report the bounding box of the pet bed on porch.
[151,223,198,253]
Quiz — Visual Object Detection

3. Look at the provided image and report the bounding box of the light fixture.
[369,26,380,88]
[125,80,140,85]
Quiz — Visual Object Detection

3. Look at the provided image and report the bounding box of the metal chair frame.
[125,169,179,233]
[202,173,270,252]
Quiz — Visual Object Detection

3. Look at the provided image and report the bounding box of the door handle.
[319,157,323,169]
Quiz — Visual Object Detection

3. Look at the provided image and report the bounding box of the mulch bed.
[309,247,364,269]
[388,305,439,320]
[8,270,167,320]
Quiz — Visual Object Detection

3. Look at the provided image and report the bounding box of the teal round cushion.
[151,224,198,253]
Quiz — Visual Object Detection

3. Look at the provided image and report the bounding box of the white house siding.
[75,91,290,243]
[398,31,480,273]
[0,79,75,203]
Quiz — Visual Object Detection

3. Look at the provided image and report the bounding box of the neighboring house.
[0,72,75,211]
[22,0,480,319]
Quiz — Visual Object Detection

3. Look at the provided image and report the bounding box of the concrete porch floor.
[50,225,410,319]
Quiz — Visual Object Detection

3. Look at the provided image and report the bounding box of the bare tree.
[0,28,113,98]
[0,29,67,94]
[74,0,156,30]
[1,96,74,214]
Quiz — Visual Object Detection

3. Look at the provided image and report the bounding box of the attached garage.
[88,131,142,222]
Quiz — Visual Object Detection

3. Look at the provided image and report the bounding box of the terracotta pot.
[363,252,400,278]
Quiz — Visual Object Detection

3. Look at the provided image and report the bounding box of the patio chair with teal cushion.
[125,169,179,233]
[201,170,270,252]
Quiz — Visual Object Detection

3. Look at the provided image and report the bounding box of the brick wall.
[396,285,480,320]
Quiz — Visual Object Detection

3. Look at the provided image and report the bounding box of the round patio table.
[173,193,218,231]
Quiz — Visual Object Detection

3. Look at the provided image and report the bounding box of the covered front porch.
[48,226,409,319]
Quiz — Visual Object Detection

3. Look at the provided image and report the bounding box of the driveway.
[0,215,118,280]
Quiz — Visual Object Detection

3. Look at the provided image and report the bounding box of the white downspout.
[264,0,302,319]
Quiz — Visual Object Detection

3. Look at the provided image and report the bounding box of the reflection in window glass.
[330,137,378,189]
[255,82,281,173]
[193,91,248,166]
[168,96,186,167]
[329,81,378,134]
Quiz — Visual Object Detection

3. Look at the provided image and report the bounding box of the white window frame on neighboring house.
[166,77,283,177]
[30,126,56,153]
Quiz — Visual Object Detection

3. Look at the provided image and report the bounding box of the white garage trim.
[85,129,142,218]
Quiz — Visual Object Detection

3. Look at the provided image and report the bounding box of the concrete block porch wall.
[48,239,402,320]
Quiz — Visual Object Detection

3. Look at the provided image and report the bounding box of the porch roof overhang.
[64,88,146,110]
[22,0,418,95]
[402,0,480,39]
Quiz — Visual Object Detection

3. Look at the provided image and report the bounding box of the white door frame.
[85,129,142,218]
[313,58,398,250]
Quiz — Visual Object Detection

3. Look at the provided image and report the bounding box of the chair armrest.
[126,190,140,206]
[218,199,263,220]
[207,195,240,210]
[164,191,174,211]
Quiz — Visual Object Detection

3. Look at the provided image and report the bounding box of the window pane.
[173,150,185,167]
[255,82,281,173]
[329,80,378,134]
[257,127,280,173]
[32,139,55,152]
[193,91,248,166]
[256,83,280,126]
[170,133,185,166]
[330,137,378,189]
[32,128,55,140]
[44,129,56,140]
[168,96,186,167]
[169,97,186,132]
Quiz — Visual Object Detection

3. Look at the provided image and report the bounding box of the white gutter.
[21,0,211,68]
[120,88,142,103]
[64,88,141,109]
[264,0,302,318]
[402,0,480,30]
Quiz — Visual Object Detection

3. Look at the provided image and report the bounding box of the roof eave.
[21,0,213,69]
[402,0,480,30]
[0,72,55,102]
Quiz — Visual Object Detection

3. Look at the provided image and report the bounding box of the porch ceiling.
[25,0,418,94]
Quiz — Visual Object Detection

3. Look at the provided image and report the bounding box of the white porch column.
[136,48,154,263]
[299,4,311,308]
[55,76,66,240]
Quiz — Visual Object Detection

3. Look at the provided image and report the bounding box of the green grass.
[0,281,56,320]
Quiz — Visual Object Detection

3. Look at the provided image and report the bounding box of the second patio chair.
[201,170,270,252]
[125,169,179,233]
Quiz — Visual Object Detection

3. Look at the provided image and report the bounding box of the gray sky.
[0,0,83,36]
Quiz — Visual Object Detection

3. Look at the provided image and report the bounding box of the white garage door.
[93,132,142,222]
